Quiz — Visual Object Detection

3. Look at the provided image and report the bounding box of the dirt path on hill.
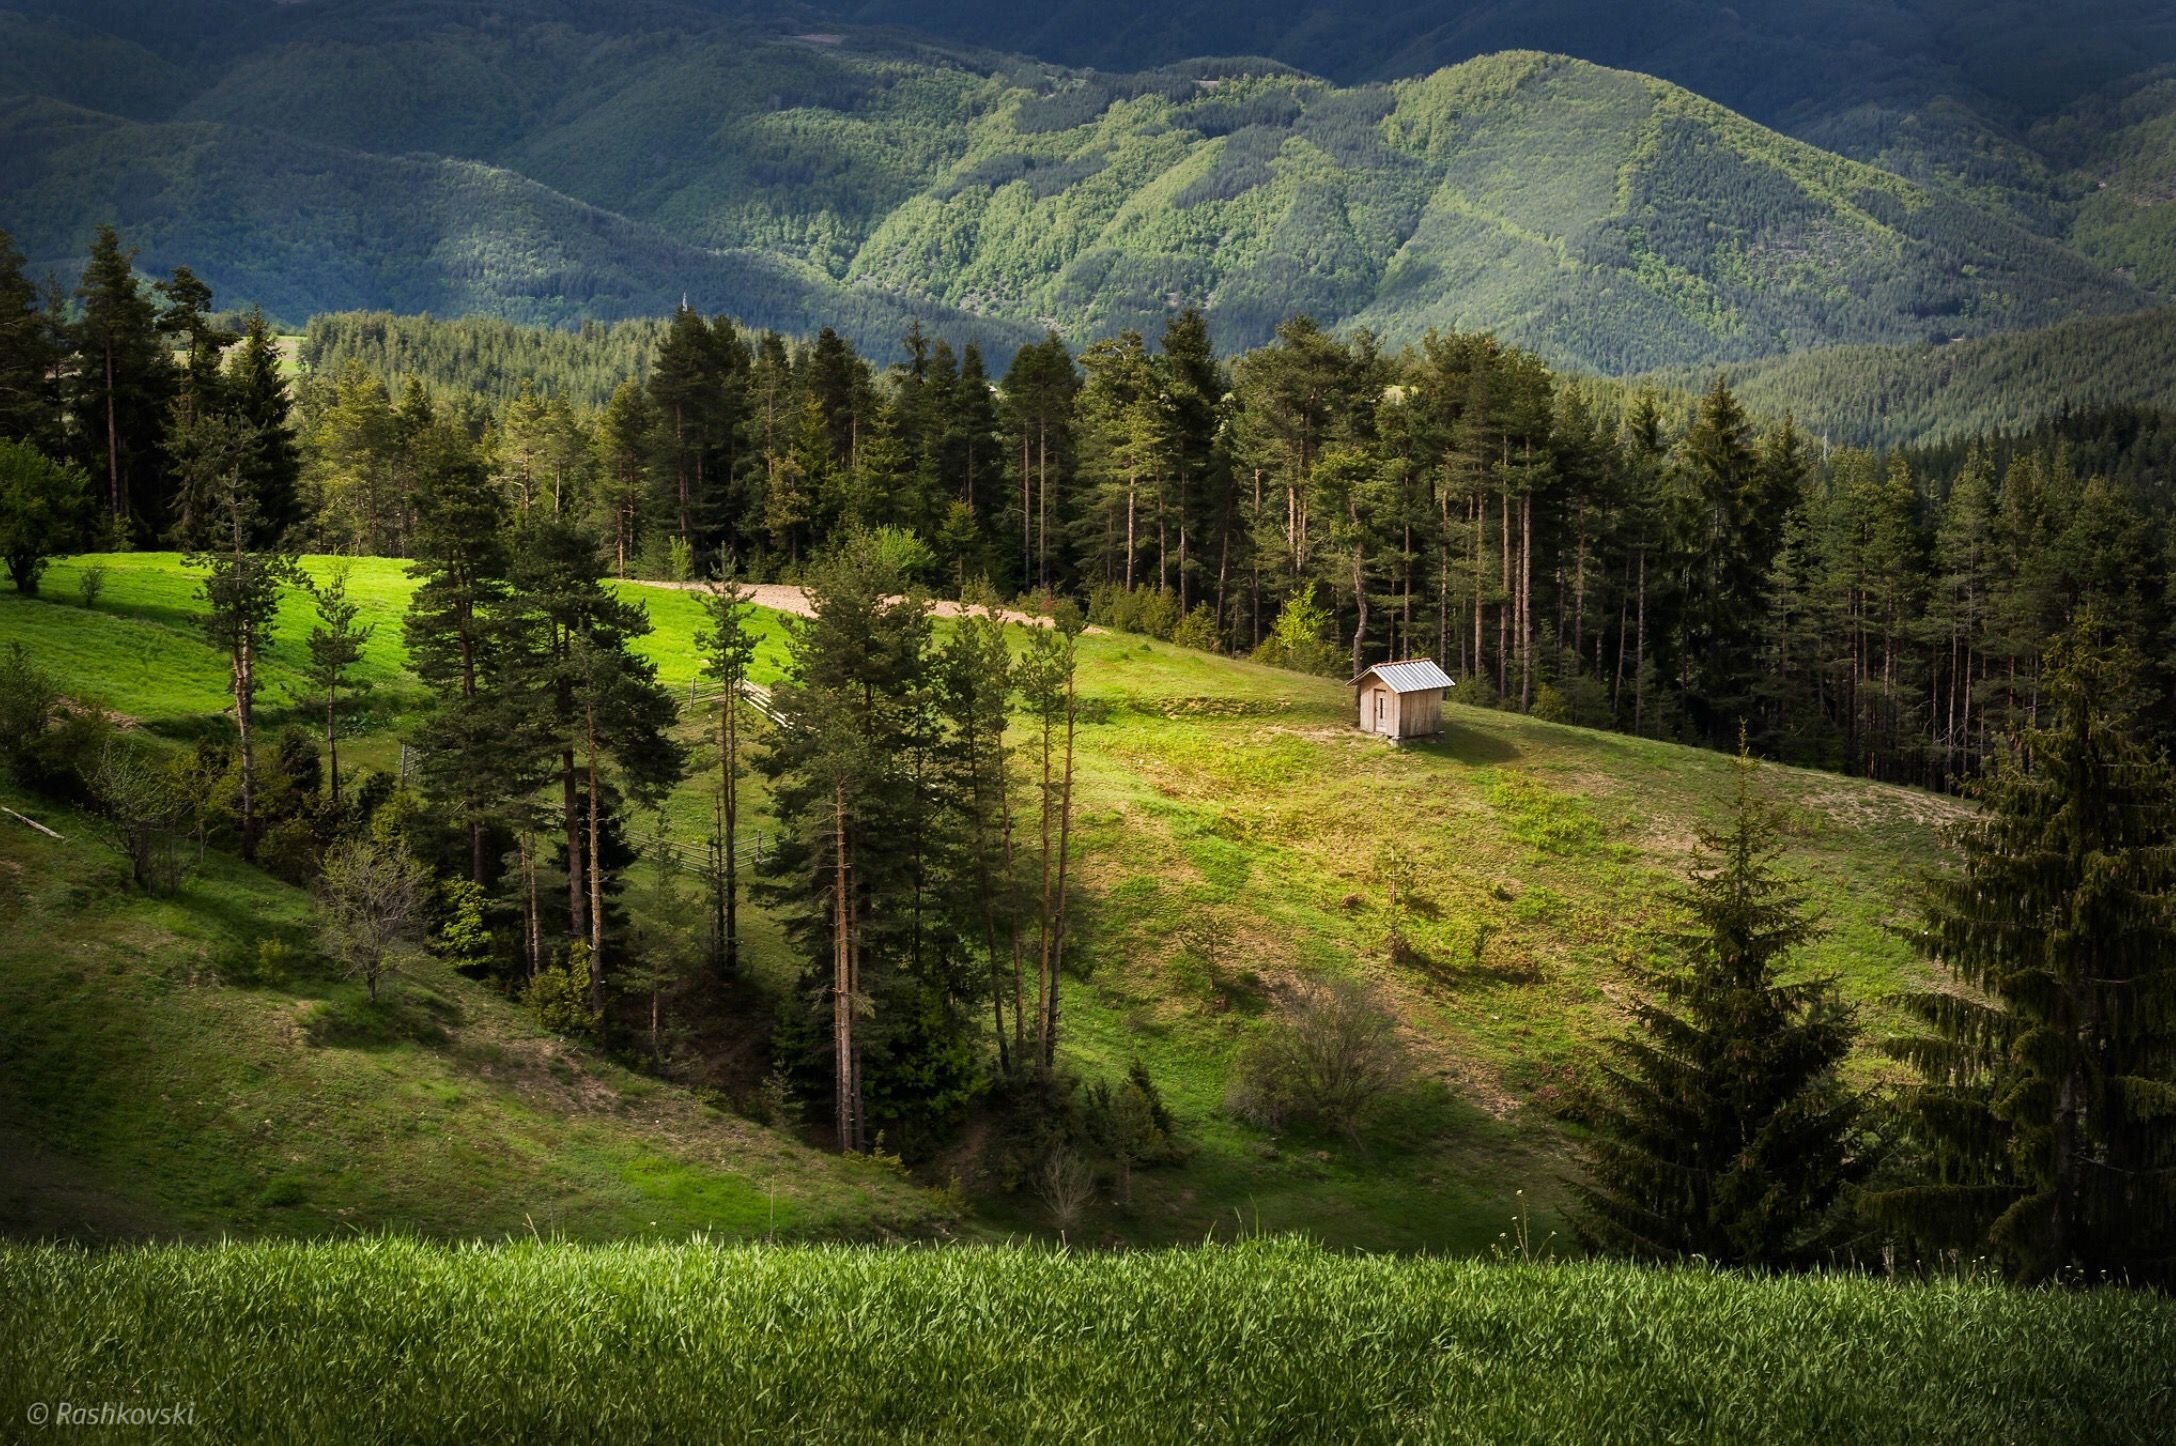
[624,579,1093,630]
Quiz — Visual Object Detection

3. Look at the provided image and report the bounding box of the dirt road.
[623,578,1088,630]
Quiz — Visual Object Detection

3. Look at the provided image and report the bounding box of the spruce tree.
[1673,378,1769,742]
[1876,616,2176,1285]
[228,310,302,540]
[1574,748,1865,1266]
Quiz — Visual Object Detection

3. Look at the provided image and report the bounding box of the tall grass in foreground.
[4,1238,2171,1442]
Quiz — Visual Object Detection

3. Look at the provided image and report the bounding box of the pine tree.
[935,595,1023,1071]
[177,412,301,863]
[1018,600,1085,1068]
[697,570,759,978]
[0,227,65,452]
[1574,748,1865,1266]
[759,532,937,1150]
[594,379,652,577]
[156,265,232,435]
[304,563,374,810]
[507,515,684,1008]
[404,421,520,885]
[71,225,172,535]
[1876,616,2176,1285]
[1000,334,1078,592]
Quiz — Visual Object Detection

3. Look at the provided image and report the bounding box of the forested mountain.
[809,1,2176,121]
[1637,306,2176,450]
[0,1,2168,370]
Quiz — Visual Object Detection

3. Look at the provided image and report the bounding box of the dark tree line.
[265,297,2176,793]
[0,224,299,551]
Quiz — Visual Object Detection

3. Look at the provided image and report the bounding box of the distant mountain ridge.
[0,1,2169,369]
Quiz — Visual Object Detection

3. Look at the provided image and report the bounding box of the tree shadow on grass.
[303,986,462,1050]
[1413,724,1521,766]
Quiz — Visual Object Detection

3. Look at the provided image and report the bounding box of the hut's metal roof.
[1351,659,1454,693]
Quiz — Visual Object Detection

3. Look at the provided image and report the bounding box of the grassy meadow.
[4,1237,2171,1443]
[3,554,1960,1251]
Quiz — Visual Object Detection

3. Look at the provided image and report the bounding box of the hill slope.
[0,781,947,1241]
[3,554,1960,1249]
[0,1,2160,367]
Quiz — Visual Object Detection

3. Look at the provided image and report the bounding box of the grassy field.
[4,1237,2170,1442]
[2,555,1962,1250]
[0,771,945,1243]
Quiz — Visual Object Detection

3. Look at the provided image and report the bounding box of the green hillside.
[1633,304,2176,449]
[7,1237,2173,1441]
[2,0,2163,367]
[2,554,1957,1249]
[2036,69,2176,295]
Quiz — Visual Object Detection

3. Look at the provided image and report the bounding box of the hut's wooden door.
[1372,688,1388,735]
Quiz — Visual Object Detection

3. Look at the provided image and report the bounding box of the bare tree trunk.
[722,687,740,977]
[236,618,257,862]
[1125,474,1137,591]
[1472,492,1486,688]
[1044,654,1078,1068]
[523,833,541,978]
[1635,547,1648,735]
[996,737,1027,1060]
[105,342,121,522]
[1036,690,1056,1069]
[586,699,606,1014]
[1497,490,1510,696]
[963,697,1010,1076]
[832,778,856,1152]
[325,677,341,810]
[564,749,585,940]
[1349,539,1368,681]
[1520,492,1533,712]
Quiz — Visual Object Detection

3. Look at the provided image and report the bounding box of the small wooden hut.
[1350,659,1453,741]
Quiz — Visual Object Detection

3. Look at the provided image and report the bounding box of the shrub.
[314,836,429,1003]
[526,943,598,1039]
[1251,583,1341,677]
[0,439,92,596]
[1085,1060,1183,1206]
[756,1069,800,1131]
[89,740,190,894]
[1089,583,1185,641]
[1035,1149,1097,1230]
[1170,604,1222,652]
[0,643,59,781]
[1228,975,1408,1138]
[437,878,493,971]
[76,562,106,609]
